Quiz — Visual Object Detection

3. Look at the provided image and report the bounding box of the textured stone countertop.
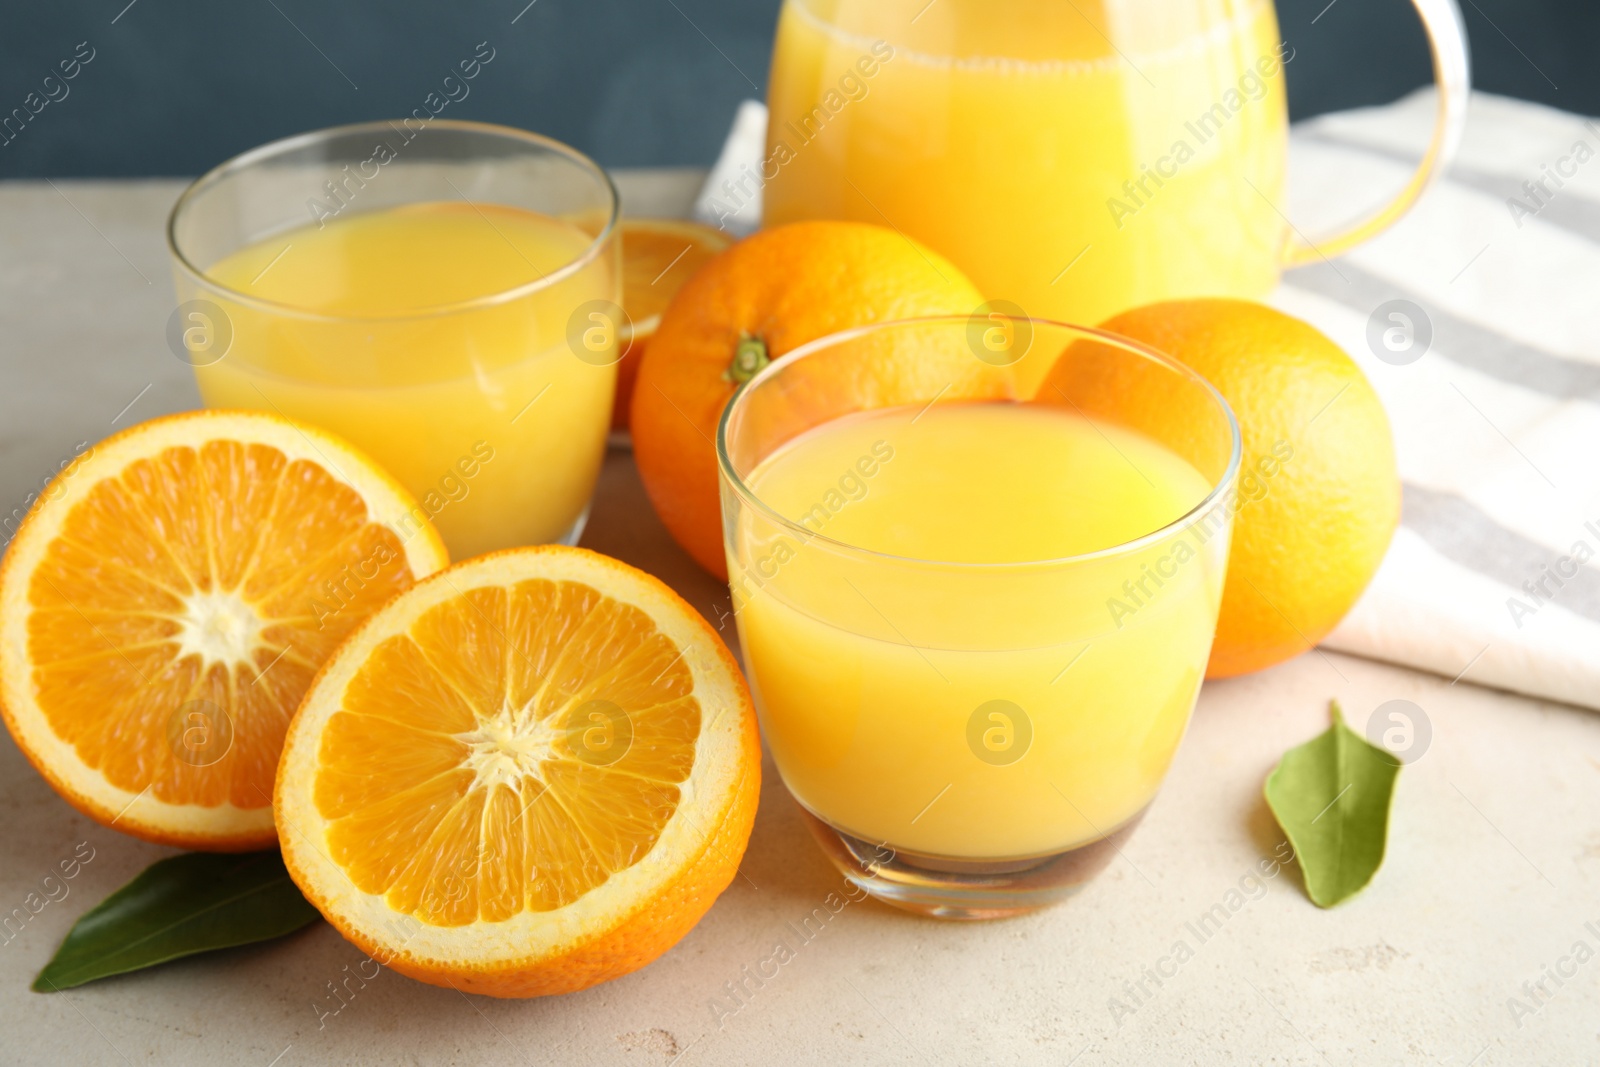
[1,171,1596,1066]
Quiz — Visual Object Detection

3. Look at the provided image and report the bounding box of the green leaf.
[33,850,321,991]
[1264,701,1401,908]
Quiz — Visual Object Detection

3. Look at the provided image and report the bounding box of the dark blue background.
[0,0,1592,178]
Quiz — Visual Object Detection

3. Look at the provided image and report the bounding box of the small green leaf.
[1264,701,1401,908]
[33,851,320,991]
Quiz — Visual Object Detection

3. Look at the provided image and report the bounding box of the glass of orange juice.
[717,315,1241,918]
[167,121,622,560]
[764,0,1467,343]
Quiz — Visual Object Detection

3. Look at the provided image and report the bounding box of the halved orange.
[612,218,732,431]
[0,410,448,851]
[274,546,760,998]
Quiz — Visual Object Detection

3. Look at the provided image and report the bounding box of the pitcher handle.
[1280,0,1471,268]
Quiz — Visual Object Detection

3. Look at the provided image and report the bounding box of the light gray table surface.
[1,172,1597,1066]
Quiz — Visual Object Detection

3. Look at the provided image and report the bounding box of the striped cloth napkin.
[1280,89,1600,711]
[696,91,1600,711]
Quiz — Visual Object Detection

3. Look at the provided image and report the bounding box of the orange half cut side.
[0,410,449,850]
[274,546,760,998]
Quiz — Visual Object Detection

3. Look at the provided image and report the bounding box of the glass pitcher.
[764,0,1468,333]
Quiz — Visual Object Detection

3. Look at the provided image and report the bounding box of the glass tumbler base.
[555,504,592,547]
[796,802,1146,920]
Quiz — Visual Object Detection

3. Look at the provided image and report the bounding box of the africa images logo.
[1106,43,1294,230]
[1503,515,1600,629]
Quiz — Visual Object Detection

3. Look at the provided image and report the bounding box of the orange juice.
[729,401,1225,859]
[194,201,618,558]
[764,0,1288,336]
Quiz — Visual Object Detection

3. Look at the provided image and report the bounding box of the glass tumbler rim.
[715,313,1243,572]
[165,118,620,324]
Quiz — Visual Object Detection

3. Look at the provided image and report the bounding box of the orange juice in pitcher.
[765,0,1469,333]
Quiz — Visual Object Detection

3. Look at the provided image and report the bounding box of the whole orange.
[1053,299,1399,678]
[631,220,988,579]
[611,219,732,431]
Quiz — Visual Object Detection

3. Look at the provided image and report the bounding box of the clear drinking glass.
[168,121,622,559]
[717,316,1241,918]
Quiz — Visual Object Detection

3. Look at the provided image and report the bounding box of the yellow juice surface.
[194,201,618,559]
[730,402,1228,858]
[764,0,1288,339]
